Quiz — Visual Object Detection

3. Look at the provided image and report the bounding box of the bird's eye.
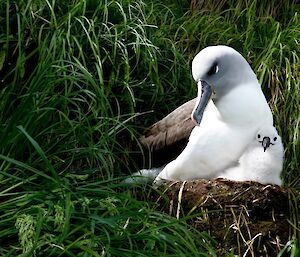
[274,137,277,141]
[257,134,261,139]
[207,63,218,76]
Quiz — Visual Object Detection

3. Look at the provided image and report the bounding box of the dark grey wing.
[140,98,196,151]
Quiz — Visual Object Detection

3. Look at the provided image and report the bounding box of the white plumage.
[218,126,284,186]
[154,46,273,184]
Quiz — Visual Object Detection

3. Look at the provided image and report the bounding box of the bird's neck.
[214,83,273,126]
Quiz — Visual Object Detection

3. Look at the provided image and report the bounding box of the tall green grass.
[0,0,299,255]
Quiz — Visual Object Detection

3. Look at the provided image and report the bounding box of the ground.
[148,179,298,256]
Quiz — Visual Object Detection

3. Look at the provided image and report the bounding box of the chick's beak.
[262,137,271,152]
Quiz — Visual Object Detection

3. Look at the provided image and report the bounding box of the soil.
[148,179,298,256]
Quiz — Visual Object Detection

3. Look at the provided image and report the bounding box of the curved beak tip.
[192,112,202,126]
[190,114,197,125]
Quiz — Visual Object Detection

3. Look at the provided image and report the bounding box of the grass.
[0,0,299,255]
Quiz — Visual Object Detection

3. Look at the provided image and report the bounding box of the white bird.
[154,45,273,184]
[123,167,164,184]
[218,126,284,186]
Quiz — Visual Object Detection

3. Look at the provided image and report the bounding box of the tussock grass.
[0,0,299,255]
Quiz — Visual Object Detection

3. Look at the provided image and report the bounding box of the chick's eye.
[274,137,277,141]
[207,63,218,76]
[257,134,261,139]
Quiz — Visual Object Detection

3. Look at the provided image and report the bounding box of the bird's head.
[256,126,281,152]
[191,45,256,125]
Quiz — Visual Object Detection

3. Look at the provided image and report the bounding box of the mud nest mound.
[149,179,298,256]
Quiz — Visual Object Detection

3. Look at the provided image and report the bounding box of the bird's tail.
[123,166,164,184]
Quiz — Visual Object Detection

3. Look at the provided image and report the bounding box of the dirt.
[149,179,298,256]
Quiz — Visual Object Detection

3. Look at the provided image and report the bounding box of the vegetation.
[0,0,299,255]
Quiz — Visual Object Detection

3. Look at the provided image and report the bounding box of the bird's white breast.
[163,83,273,180]
[215,82,273,127]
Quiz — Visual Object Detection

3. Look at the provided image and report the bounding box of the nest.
[150,179,298,256]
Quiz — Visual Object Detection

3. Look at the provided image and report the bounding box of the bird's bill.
[262,137,271,152]
[191,80,212,125]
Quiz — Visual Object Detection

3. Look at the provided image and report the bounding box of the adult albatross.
[137,45,274,184]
